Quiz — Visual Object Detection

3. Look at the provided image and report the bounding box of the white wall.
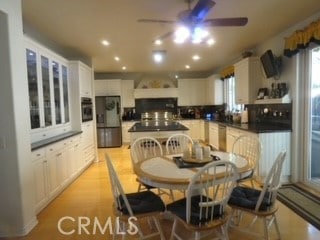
[0,0,37,236]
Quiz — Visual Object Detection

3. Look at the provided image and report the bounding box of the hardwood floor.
[12,145,320,240]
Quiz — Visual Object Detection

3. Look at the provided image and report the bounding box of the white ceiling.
[22,0,320,74]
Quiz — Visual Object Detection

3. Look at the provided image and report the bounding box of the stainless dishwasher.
[218,124,226,151]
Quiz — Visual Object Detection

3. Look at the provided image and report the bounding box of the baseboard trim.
[0,216,38,237]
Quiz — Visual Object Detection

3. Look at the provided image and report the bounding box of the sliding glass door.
[305,46,320,189]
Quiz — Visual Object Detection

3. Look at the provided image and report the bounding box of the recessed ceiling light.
[153,50,166,63]
[185,65,190,69]
[114,56,120,61]
[101,40,110,46]
[122,66,126,70]
[154,39,162,45]
[207,38,215,46]
[192,55,201,61]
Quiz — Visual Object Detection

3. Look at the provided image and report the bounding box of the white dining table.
[133,151,250,191]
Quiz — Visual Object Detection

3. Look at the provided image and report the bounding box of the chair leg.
[137,183,143,192]
[169,189,175,201]
[250,178,256,189]
[170,219,177,240]
[263,217,270,240]
[152,216,165,240]
[273,215,281,240]
[220,224,229,240]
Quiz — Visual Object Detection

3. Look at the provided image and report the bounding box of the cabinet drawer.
[46,141,65,155]
[31,148,46,161]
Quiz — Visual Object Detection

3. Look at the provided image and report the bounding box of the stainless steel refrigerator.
[95,96,122,147]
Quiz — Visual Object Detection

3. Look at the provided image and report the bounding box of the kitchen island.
[128,120,189,144]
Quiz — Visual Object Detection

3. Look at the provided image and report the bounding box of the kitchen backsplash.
[122,100,292,129]
[246,103,292,128]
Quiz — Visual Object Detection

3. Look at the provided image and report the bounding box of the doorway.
[304,46,320,189]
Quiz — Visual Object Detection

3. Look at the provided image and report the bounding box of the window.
[223,76,243,112]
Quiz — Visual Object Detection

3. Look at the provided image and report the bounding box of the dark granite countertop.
[31,131,82,151]
[128,121,189,132]
[207,120,292,133]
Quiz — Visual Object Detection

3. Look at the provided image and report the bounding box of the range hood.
[134,73,178,99]
[134,88,178,98]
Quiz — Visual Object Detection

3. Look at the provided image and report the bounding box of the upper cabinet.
[234,57,261,104]
[206,74,223,105]
[94,79,121,96]
[121,80,135,107]
[25,38,70,132]
[79,63,93,97]
[178,79,207,106]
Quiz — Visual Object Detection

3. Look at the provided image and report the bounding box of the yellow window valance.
[220,66,234,80]
[284,19,320,57]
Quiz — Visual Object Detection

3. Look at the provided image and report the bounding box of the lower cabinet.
[226,126,291,183]
[81,121,95,164]
[209,122,219,150]
[32,133,94,213]
[122,121,136,144]
[178,120,203,141]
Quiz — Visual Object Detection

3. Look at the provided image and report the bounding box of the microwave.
[81,97,93,122]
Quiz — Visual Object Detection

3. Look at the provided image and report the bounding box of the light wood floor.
[12,145,320,240]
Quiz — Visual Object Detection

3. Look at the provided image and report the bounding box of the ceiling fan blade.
[189,0,215,22]
[156,31,174,41]
[203,17,248,27]
[138,19,176,24]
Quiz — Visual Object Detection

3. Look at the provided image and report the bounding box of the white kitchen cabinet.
[199,120,205,142]
[121,80,135,107]
[178,79,207,106]
[68,136,81,176]
[178,120,202,140]
[25,37,71,138]
[31,149,47,211]
[80,63,93,97]
[209,122,219,150]
[31,134,88,213]
[226,126,291,183]
[122,121,136,143]
[81,121,95,164]
[206,75,223,105]
[234,57,261,104]
[95,79,121,96]
[69,61,93,98]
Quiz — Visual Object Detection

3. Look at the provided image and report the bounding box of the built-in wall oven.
[81,97,93,122]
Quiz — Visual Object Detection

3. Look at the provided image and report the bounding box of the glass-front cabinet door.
[25,39,70,134]
[52,61,62,125]
[26,49,40,129]
[62,65,70,123]
[41,55,52,127]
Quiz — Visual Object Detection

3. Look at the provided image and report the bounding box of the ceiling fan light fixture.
[191,27,209,44]
[174,26,190,44]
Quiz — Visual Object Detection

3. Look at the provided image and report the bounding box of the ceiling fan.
[138,0,248,42]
